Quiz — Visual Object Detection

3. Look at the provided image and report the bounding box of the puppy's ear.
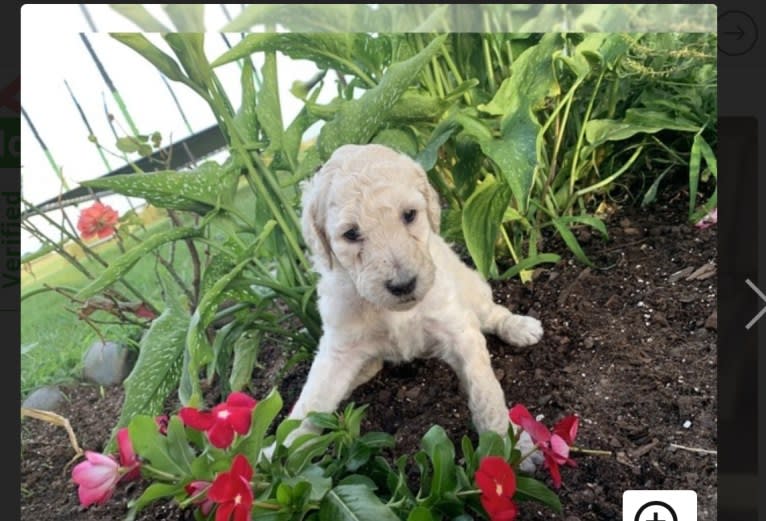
[300,165,335,270]
[411,160,441,234]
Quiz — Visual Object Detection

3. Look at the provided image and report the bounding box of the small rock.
[683,420,692,429]
[537,394,552,406]
[686,262,716,281]
[583,337,595,349]
[704,311,717,330]
[82,340,137,386]
[494,368,505,381]
[405,386,421,400]
[623,227,642,236]
[22,385,66,413]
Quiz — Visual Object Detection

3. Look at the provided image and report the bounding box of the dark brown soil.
[20,193,717,521]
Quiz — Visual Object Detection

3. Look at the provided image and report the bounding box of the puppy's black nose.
[385,276,417,297]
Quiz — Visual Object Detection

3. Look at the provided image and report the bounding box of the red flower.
[509,405,579,488]
[71,451,120,507]
[179,392,257,449]
[116,428,140,482]
[77,202,119,240]
[475,456,518,521]
[208,454,253,521]
[185,480,215,516]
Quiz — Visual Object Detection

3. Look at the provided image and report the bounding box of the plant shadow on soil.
[21,191,717,521]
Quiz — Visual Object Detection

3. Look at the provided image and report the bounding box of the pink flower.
[71,451,121,507]
[509,405,579,488]
[77,202,119,240]
[117,428,140,482]
[208,454,253,521]
[475,456,518,521]
[695,207,717,229]
[179,392,257,449]
[185,480,215,516]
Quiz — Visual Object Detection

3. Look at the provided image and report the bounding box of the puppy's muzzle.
[385,276,417,297]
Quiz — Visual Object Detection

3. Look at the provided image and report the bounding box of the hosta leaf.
[462,176,512,278]
[316,34,447,161]
[319,485,400,521]
[585,108,700,147]
[81,161,240,214]
[479,34,562,212]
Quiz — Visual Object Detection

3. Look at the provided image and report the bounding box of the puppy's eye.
[403,209,417,224]
[343,227,362,242]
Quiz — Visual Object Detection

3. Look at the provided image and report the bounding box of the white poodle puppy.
[288,144,543,466]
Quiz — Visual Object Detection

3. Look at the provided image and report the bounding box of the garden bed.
[20,192,717,521]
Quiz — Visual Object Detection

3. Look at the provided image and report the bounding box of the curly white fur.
[288,144,544,469]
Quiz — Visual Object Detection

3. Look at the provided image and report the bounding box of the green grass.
[21,214,195,398]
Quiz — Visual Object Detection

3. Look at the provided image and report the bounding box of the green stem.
[568,70,605,199]
[140,464,179,481]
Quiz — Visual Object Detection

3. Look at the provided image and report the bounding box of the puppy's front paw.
[503,315,543,347]
[516,430,544,473]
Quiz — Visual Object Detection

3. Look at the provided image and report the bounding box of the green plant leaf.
[462,176,512,278]
[551,217,595,268]
[515,476,562,512]
[234,59,260,144]
[106,270,189,449]
[420,425,457,501]
[76,226,201,300]
[237,387,283,467]
[500,253,561,279]
[110,33,205,97]
[213,33,382,80]
[229,329,262,392]
[128,415,188,476]
[165,415,195,474]
[688,132,717,220]
[478,34,562,212]
[257,51,284,154]
[585,108,700,147]
[415,120,460,172]
[371,127,419,158]
[163,33,210,95]
[186,252,263,406]
[319,484,401,521]
[81,161,241,214]
[126,483,183,517]
[316,34,447,161]
[407,506,436,521]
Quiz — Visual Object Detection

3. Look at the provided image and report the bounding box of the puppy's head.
[301,144,441,311]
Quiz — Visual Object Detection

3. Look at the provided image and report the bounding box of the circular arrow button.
[718,10,758,56]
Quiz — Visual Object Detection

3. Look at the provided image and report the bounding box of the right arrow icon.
[745,279,766,330]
